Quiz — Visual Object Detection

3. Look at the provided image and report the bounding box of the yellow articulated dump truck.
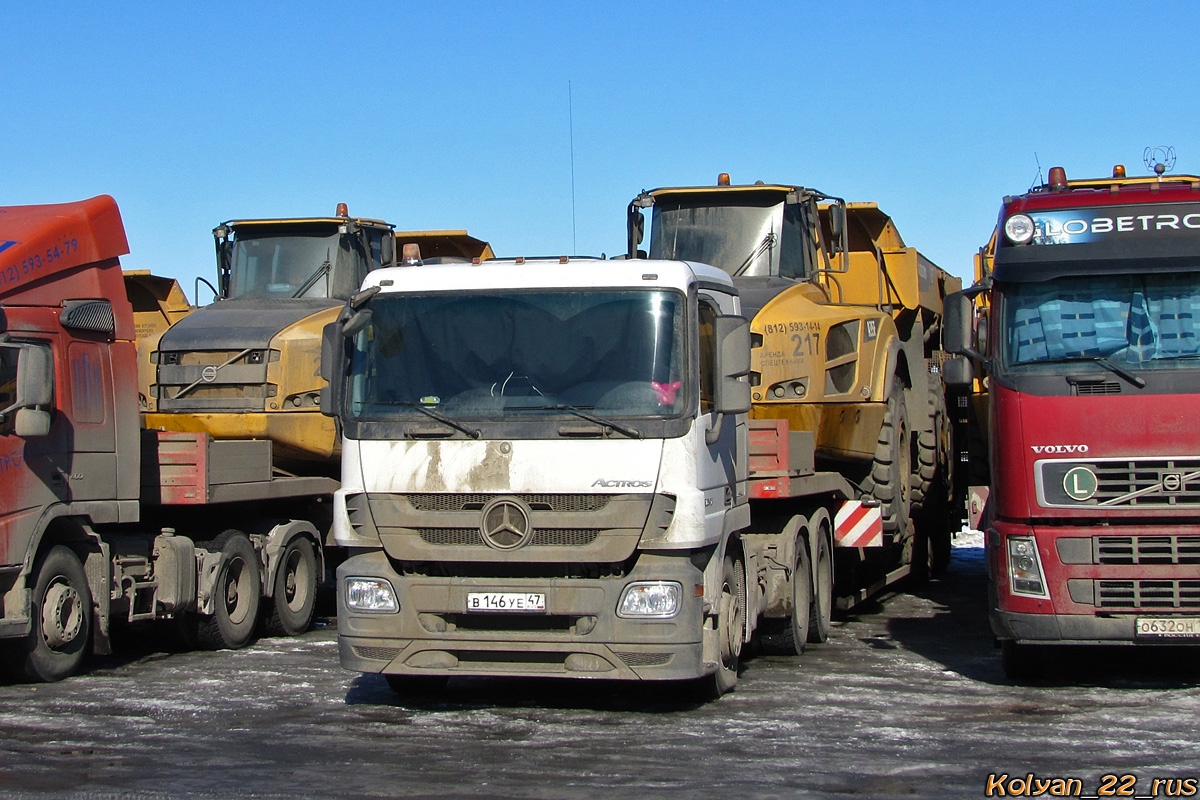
[628,175,962,598]
[140,206,398,469]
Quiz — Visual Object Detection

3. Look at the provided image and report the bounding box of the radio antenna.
[569,81,577,255]
[1031,153,1044,191]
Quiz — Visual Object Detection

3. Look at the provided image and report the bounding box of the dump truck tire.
[862,376,912,537]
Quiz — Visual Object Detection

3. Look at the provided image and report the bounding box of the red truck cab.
[1,197,139,677]
[945,166,1200,678]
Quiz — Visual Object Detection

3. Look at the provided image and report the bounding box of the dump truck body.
[629,178,962,584]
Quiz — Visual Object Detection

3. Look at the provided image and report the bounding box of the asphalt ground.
[3,535,1200,799]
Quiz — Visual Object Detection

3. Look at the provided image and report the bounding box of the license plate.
[466,592,546,613]
[1135,617,1200,638]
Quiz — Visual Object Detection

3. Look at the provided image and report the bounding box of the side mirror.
[319,322,343,417]
[627,206,646,256]
[942,356,974,388]
[714,315,752,415]
[15,408,51,437]
[706,315,752,445]
[342,308,372,338]
[943,290,980,358]
[380,234,396,268]
[16,345,54,408]
[828,202,846,243]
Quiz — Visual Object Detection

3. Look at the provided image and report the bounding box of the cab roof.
[362,257,735,296]
[0,195,129,301]
[219,216,394,230]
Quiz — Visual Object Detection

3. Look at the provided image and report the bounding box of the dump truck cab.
[629,176,962,581]
[141,207,396,465]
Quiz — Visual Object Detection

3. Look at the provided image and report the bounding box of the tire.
[699,551,745,698]
[5,546,92,682]
[197,532,261,650]
[1001,640,1048,682]
[807,527,833,644]
[385,674,449,695]
[861,377,912,539]
[918,481,954,578]
[263,537,317,637]
[759,535,812,656]
[911,387,943,511]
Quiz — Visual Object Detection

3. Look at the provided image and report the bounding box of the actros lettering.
[1031,445,1090,454]
[591,479,652,488]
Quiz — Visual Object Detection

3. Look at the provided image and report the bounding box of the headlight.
[345,577,399,613]
[1006,536,1049,598]
[617,581,682,618]
[1004,214,1035,244]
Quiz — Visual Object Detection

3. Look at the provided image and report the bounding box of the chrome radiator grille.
[1037,457,1200,509]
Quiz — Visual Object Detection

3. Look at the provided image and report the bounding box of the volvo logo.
[480,498,533,550]
[201,365,219,383]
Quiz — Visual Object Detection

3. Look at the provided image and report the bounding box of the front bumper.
[337,549,713,681]
[992,609,1149,644]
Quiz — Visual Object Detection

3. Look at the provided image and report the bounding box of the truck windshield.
[1002,272,1200,371]
[348,290,687,420]
[228,230,341,300]
[651,197,786,278]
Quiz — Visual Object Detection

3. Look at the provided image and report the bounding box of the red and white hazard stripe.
[834,501,883,548]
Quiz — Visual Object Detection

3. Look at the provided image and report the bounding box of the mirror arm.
[705,412,725,446]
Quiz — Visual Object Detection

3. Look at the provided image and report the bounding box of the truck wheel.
[862,377,912,538]
[758,536,812,656]
[263,537,317,637]
[807,527,833,644]
[198,532,261,650]
[700,552,744,698]
[6,546,92,682]
[915,481,954,579]
[911,388,943,511]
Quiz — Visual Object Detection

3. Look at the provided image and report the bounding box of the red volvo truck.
[943,164,1200,678]
[1,196,336,681]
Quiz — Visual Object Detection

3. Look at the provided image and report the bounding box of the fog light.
[1006,536,1049,598]
[346,577,399,613]
[618,582,682,618]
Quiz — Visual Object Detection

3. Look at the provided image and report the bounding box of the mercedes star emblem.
[480,498,533,550]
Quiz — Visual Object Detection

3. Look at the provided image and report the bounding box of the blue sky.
[4,2,1199,297]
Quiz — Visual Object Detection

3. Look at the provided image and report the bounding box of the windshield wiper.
[731,231,777,277]
[1017,355,1146,388]
[392,402,481,439]
[292,256,332,298]
[515,404,642,439]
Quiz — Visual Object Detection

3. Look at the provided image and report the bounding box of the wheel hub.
[42,580,83,649]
